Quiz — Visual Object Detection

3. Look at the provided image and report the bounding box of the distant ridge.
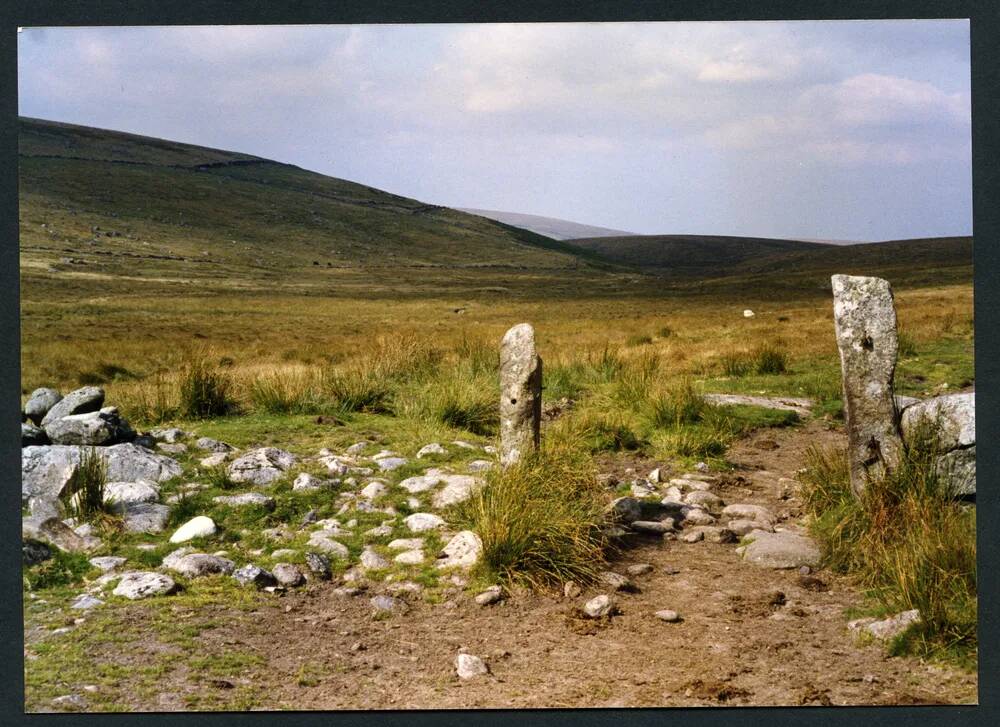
[457,208,635,241]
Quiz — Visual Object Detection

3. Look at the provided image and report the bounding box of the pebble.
[564,581,582,598]
[583,594,614,618]
[455,653,489,679]
[626,563,654,577]
[680,531,705,543]
[474,586,503,606]
[655,609,681,623]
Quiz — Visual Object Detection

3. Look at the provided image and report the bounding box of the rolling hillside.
[18,117,598,280]
[457,208,634,240]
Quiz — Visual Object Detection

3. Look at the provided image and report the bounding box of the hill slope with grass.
[18,117,598,276]
[457,208,635,240]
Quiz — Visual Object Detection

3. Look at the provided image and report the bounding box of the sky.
[18,21,971,241]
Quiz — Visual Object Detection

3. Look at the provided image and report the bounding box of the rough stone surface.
[370,595,407,613]
[104,480,160,507]
[935,446,976,497]
[360,481,388,500]
[900,393,975,451]
[721,503,776,525]
[683,491,724,509]
[166,553,235,578]
[499,323,542,466]
[41,386,104,427]
[307,532,350,558]
[626,563,654,577]
[583,594,614,618]
[455,653,489,679]
[360,546,391,570]
[195,437,233,453]
[233,564,277,589]
[23,538,53,566]
[71,594,104,611]
[398,473,443,493]
[655,609,681,623]
[375,457,408,472]
[212,492,276,510]
[417,443,447,458]
[272,563,306,587]
[475,586,503,605]
[742,531,821,569]
[388,538,425,551]
[89,556,127,572]
[23,517,97,553]
[227,447,297,486]
[120,503,172,534]
[169,516,217,543]
[24,388,63,425]
[437,530,483,569]
[404,512,446,533]
[292,473,332,492]
[304,552,332,580]
[631,520,674,534]
[43,408,135,445]
[431,474,482,509]
[831,274,905,496]
[855,609,921,640]
[113,571,177,599]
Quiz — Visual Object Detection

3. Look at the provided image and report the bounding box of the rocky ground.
[22,410,978,711]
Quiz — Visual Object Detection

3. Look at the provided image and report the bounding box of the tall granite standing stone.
[832,275,905,496]
[499,323,542,466]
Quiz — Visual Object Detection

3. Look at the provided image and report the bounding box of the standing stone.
[831,275,905,496]
[499,323,542,466]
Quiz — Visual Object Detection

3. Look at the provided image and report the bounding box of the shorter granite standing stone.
[831,274,905,496]
[499,323,542,466]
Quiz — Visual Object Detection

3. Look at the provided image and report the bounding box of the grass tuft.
[180,359,233,419]
[62,447,110,521]
[455,442,608,588]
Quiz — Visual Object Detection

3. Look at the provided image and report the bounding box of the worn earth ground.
[23,420,977,710]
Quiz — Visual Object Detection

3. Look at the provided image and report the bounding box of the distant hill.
[457,208,635,240]
[562,232,972,293]
[564,234,830,272]
[18,117,599,277]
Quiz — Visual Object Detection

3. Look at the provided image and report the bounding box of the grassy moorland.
[18,118,977,708]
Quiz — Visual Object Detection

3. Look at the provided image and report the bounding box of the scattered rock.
[272,563,306,587]
[360,546,391,570]
[199,453,229,468]
[742,531,821,569]
[583,594,615,618]
[307,532,350,558]
[195,437,233,453]
[40,386,104,426]
[683,491,724,508]
[169,516,217,543]
[212,492,276,510]
[24,388,63,425]
[722,503,776,525]
[292,473,332,492]
[431,474,482,508]
[416,443,447,458]
[394,549,425,565]
[166,553,235,578]
[599,571,638,592]
[468,459,493,472]
[689,526,738,544]
[388,538,424,550]
[475,585,503,606]
[227,447,297,486]
[157,443,188,455]
[118,503,172,533]
[150,427,187,443]
[680,531,705,544]
[655,609,681,623]
[71,594,104,610]
[398,472,444,493]
[22,517,97,553]
[359,480,388,499]
[233,564,278,589]
[437,531,482,569]
[404,512,446,533]
[631,519,674,534]
[852,609,921,640]
[22,422,49,447]
[370,595,407,613]
[681,509,717,526]
[375,457,408,472]
[113,571,177,599]
[626,563,654,577]
[900,393,975,451]
[455,653,489,679]
[564,581,582,598]
[104,480,161,507]
[304,552,332,580]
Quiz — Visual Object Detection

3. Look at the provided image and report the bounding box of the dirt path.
[27,421,978,710]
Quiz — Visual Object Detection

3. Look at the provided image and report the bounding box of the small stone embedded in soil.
[599,571,638,592]
[680,531,704,543]
[212,492,275,510]
[394,549,425,565]
[416,442,446,458]
[583,594,615,618]
[71,594,104,610]
[681,509,717,526]
[404,512,446,533]
[113,571,177,600]
[272,563,306,587]
[233,564,278,589]
[564,581,582,598]
[437,531,483,569]
[475,585,503,606]
[360,546,391,570]
[655,609,681,623]
[304,552,332,580]
[370,595,407,613]
[626,563,654,577]
[455,653,489,679]
[88,556,126,572]
[631,519,673,534]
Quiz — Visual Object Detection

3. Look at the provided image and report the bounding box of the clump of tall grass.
[625,334,653,347]
[801,424,977,663]
[454,443,609,588]
[246,371,324,414]
[62,447,111,521]
[179,358,233,419]
[719,342,789,377]
[403,368,499,435]
[646,378,707,428]
[544,361,587,401]
[584,345,626,384]
[897,330,919,358]
[561,410,646,453]
[115,372,179,425]
[612,352,660,408]
[323,367,394,414]
[456,334,499,376]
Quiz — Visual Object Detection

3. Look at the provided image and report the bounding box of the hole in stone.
[510,398,517,405]
[861,335,874,351]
